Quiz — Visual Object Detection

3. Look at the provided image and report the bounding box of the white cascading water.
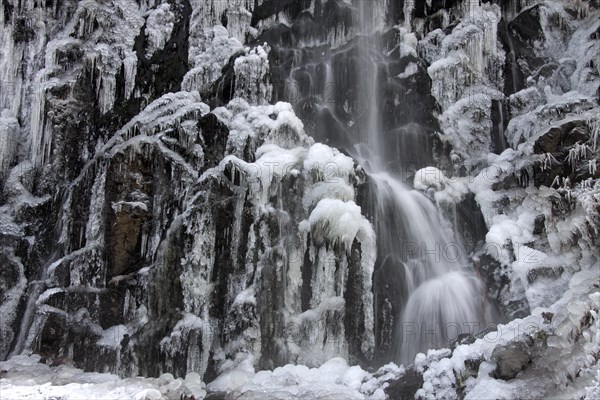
[353,0,490,365]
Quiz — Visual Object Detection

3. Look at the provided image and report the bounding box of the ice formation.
[1,0,599,399]
[182,26,244,93]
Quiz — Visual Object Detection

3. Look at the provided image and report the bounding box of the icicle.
[588,160,597,176]
[541,152,559,171]
[98,72,116,114]
[403,0,415,29]
[567,142,591,171]
[588,117,599,151]
[30,73,54,166]
[123,51,137,100]
[0,110,19,172]
[85,167,107,243]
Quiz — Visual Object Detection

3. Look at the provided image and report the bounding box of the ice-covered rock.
[0,354,208,399]
[182,26,244,93]
[233,44,272,105]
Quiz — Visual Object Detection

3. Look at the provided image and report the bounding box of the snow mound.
[208,354,404,400]
[307,199,375,250]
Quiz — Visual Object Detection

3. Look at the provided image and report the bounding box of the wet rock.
[532,120,595,187]
[527,265,564,284]
[133,0,191,101]
[384,367,424,400]
[509,5,544,44]
[452,333,476,348]
[209,50,245,107]
[492,195,511,214]
[542,312,554,323]
[491,342,532,380]
[204,392,226,400]
[475,252,530,320]
[492,174,522,192]
[13,17,35,42]
[0,253,26,359]
[566,126,591,146]
[533,215,546,235]
[498,19,525,95]
[345,239,370,365]
[48,357,74,367]
[105,159,152,277]
[0,253,22,301]
[456,357,484,397]
[549,194,572,218]
[198,113,229,168]
[37,312,69,359]
[534,62,559,80]
[533,121,588,154]
[453,193,488,253]
[49,248,104,288]
[491,99,509,153]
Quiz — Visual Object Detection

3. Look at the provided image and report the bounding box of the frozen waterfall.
[351,0,491,365]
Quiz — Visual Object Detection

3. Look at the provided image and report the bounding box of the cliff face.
[0,0,599,397]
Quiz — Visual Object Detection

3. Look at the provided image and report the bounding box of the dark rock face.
[491,99,509,153]
[131,0,192,109]
[510,5,545,44]
[533,121,588,154]
[344,240,370,365]
[198,113,229,168]
[105,152,154,277]
[448,193,488,254]
[208,50,245,107]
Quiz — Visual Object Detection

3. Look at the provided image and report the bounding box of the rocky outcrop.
[1,89,377,380]
[0,2,599,399]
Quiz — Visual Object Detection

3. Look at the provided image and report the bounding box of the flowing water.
[505,32,521,94]
[495,100,508,152]
[350,1,490,365]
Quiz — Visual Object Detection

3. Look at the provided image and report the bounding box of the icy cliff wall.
[0,0,599,395]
